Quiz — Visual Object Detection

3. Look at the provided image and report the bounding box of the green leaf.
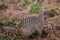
[4,36,10,40]
[0,37,4,40]
[15,38,23,40]
[22,0,29,6]
[0,4,7,10]
[50,9,56,14]
[4,17,17,26]
[5,20,11,26]
[30,3,40,13]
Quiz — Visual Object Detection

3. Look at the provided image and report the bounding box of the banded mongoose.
[2,12,44,37]
[19,12,44,37]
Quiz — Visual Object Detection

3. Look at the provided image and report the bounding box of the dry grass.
[0,0,60,40]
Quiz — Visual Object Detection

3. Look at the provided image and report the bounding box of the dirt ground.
[0,0,60,40]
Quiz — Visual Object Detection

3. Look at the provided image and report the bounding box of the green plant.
[0,37,4,40]
[58,9,60,12]
[4,17,22,26]
[21,0,29,6]
[48,9,57,17]
[4,17,17,26]
[14,38,23,40]
[0,4,7,10]
[0,36,10,40]
[5,20,13,26]
[4,36,10,40]
[49,9,56,14]
[30,3,40,13]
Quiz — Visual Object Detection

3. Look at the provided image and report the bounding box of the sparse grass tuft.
[30,3,40,14]
[21,0,29,7]
[49,9,57,17]
[14,38,23,40]
[58,9,60,12]
[0,4,7,10]
[4,36,10,40]
[0,36,10,40]
[4,17,21,26]
[49,9,57,14]
[4,17,17,26]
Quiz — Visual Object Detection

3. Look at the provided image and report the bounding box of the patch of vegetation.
[30,3,40,14]
[0,36,10,40]
[4,17,17,26]
[14,38,23,40]
[58,9,60,12]
[49,9,57,14]
[49,9,57,17]
[0,4,8,10]
[0,36,23,40]
[21,0,29,7]
[0,37,4,40]
[4,17,21,26]
[4,36,10,40]
[4,20,14,26]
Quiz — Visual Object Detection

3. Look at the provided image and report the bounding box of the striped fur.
[19,13,44,37]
